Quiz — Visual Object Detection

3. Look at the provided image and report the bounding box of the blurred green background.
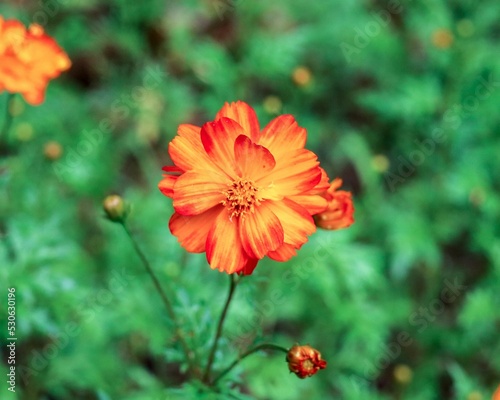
[1,0,500,399]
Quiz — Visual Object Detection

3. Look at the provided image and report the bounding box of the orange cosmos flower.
[0,16,71,105]
[493,384,500,400]
[159,101,330,275]
[286,344,327,379]
[314,178,354,230]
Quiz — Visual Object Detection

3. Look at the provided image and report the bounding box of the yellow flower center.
[302,359,314,372]
[222,179,260,219]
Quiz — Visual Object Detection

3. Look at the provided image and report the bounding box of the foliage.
[1,0,499,399]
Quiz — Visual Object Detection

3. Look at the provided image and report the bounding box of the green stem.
[1,94,13,145]
[203,274,238,383]
[120,221,197,377]
[212,343,288,385]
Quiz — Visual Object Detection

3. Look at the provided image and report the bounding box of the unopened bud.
[292,66,312,87]
[103,195,128,223]
[43,141,63,160]
[393,364,412,384]
[467,391,482,400]
[314,178,354,230]
[432,28,454,49]
[263,96,282,114]
[286,344,327,379]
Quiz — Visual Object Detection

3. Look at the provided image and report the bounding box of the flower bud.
[432,28,454,49]
[103,195,128,223]
[467,391,482,400]
[314,178,354,230]
[292,66,312,87]
[393,364,412,385]
[43,141,63,160]
[263,96,282,114]
[286,344,327,379]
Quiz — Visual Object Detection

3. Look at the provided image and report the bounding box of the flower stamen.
[222,179,260,219]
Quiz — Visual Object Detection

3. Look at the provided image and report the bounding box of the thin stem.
[203,274,238,383]
[212,343,288,385]
[120,221,197,376]
[1,94,13,145]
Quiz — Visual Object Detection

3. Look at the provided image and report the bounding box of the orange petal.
[158,174,178,198]
[326,178,343,195]
[201,118,243,178]
[23,88,45,105]
[239,202,284,259]
[177,124,201,138]
[215,101,260,142]
[493,385,500,400]
[259,115,307,159]
[234,135,276,179]
[238,258,259,275]
[310,167,331,194]
[206,211,251,274]
[259,149,322,196]
[169,124,213,171]
[162,166,182,173]
[288,194,328,215]
[267,243,297,262]
[267,198,315,247]
[173,170,227,215]
[169,207,223,253]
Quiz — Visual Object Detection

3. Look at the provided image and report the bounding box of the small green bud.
[103,195,128,223]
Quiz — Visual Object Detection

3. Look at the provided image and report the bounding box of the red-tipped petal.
[288,194,328,215]
[237,258,259,275]
[206,211,251,274]
[311,167,331,194]
[234,135,276,179]
[267,198,316,247]
[215,101,260,142]
[177,123,201,139]
[173,170,227,215]
[158,174,178,198]
[260,115,307,158]
[169,207,223,253]
[267,243,297,262]
[259,149,322,196]
[201,118,244,178]
[239,202,284,259]
[169,124,213,172]
[162,166,183,173]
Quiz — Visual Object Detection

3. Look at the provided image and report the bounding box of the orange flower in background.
[286,344,327,379]
[493,384,500,400]
[314,178,354,230]
[0,16,71,105]
[159,101,332,275]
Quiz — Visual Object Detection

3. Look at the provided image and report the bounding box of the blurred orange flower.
[0,16,71,105]
[432,28,454,49]
[286,344,327,379]
[314,178,354,230]
[493,384,500,400]
[159,101,331,274]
